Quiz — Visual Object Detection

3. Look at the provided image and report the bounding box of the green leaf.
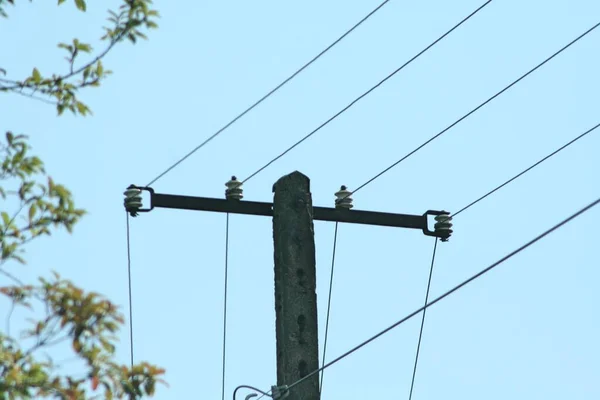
[75,102,89,115]
[83,66,91,81]
[96,61,104,76]
[76,42,92,53]
[18,181,35,199]
[32,68,42,83]
[1,211,9,226]
[74,0,86,12]
[134,30,148,40]
[12,254,25,264]
[57,42,73,52]
[28,203,37,222]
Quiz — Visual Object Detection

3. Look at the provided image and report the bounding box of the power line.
[320,222,340,395]
[238,121,600,400]
[284,195,600,394]
[452,121,600,217]
[408,238,438,400]
[344,21,600,201]
[240,1,492,185]
[221,213,231,400]
[145,0,396,187]
[125,213,134,368]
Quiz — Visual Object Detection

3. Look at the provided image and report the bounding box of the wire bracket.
[271,385,289,400]
[123,184,155,217]
[422,210,453,241]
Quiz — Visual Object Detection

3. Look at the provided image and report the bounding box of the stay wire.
[408,238,438,400]
[125,213,134,368]
[320,222,339,395]
[239,1,492,185]
[345,21,600,201]
[452,121,600,218]
[284,195,600,393]
[145,0,395,187]
[222,214,231,400]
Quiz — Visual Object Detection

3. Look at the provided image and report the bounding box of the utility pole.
[124,171,452,399]
[272,172,320,400]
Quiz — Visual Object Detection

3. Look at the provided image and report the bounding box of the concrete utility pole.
[272,172,320,400]
[124,171,452,399]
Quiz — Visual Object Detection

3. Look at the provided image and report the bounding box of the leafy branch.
[1,132,85,266]
[0,0,159,116]
[0,132,167,398]
[1,1,166,398]
[0,273,167,399]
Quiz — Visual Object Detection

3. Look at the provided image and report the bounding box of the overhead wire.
[319,222,340,395]
[340,21,600,202]
[403,122,600,397]
[452,121,600,217]
[125,213,134,368]
[222,214,231,400]
[138,6,598,399]
[232,17,598,399]
[402,120,600,400]
[239,1,493,185]
[408,238,438,400]
[245,120,600,400]
[282,195,600,395]
[145,0,397,187]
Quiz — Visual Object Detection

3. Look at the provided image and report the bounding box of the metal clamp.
[123,185,155,217]
[271,385,289,400]
[422,210,453,241]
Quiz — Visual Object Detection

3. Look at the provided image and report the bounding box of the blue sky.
[1,0,599,398]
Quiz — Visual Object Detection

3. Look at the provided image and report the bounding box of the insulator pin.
[225,176,243,200]
[124,186,143,216]
[434,212,453,241]
[334,185,353,209]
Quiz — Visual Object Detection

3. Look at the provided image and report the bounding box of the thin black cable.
[285,196,600,393]
[408,238,438,400]
[232,385,272,400]
[126,213,134,368]
[254,391,270,400]
[345,21,600,200]
[240,1,493,185]
[320,222,339,395]
[238,122,599,398]
[146,0,395,187]
[222,213,230,400]
[452,121,600,217]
